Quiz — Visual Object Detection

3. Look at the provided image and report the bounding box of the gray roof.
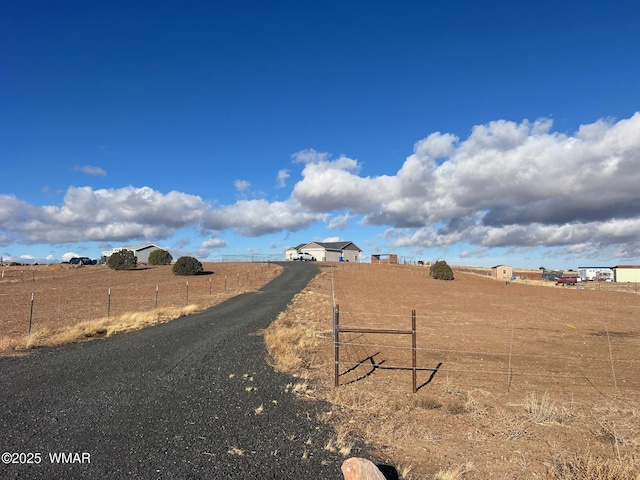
[308,241,362,252]
[289,241,362,253]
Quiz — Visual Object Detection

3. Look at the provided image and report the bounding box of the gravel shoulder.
[0,262,372,479]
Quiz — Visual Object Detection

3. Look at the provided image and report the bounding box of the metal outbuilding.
[612,265,640,283]
[101,244,164,264]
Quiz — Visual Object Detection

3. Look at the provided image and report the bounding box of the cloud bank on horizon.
[2,112,639,263]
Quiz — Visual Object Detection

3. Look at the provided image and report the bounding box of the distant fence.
[0,263,277,338]
[219,254,284,263]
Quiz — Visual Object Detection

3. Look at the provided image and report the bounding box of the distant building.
[101,244,164,264]
[371,254,398,265]
[491,265,513,280]
[285,241,362,262]
[577,267,613,282]
[612,265,640,283]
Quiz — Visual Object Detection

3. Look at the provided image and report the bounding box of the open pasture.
[0,262,280,350]
[268,262,640,479]
[332,263,639,394]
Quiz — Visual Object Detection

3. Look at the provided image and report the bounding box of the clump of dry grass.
[464,390,489,418]
[284,380,314,396]
[546,451,640,480]
[525,391,565,424]
[227,446,244,456]
[5,305,202,351]
[434,461,475,480]
[263,306,325,374]
[323,431,355,457]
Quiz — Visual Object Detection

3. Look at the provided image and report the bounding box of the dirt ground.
[0,262,280,348]
[268,263,640,479]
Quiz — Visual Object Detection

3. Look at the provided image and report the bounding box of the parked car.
[556,277,577,286]
[69,257,95,265]
[294,252,316,261]
[542,270,562,281]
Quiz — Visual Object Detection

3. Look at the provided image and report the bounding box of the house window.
[502,269,507,275]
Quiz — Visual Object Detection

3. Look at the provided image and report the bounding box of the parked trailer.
[556,277,577,286]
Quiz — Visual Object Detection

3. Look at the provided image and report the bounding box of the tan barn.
[491,264,513,280]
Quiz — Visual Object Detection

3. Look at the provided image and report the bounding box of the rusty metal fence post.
[334,306,422,393]
[412,309,416,393]
[334,304,340,388]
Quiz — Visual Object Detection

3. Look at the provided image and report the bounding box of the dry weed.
[525,391,564,424]
[264,310,323,373]
[546,451,640,480]
[464,390,489,418]
[412,396,442,410]
[434,461,475,480]
[227,446,244,456]
[323,431,354,457]
[397,464,414,479]
[9,305,204,351]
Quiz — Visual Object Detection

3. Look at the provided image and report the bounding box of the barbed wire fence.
[330,268,640,395]
[0,262,275,337]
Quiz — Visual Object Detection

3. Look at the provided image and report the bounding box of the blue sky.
[2,1,639,269]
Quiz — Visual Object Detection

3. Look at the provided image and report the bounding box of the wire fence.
[333,309,639,394]
[0,263,277,338]
[330,267,640,395]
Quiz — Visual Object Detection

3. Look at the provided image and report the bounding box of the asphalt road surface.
[0,262,390,479]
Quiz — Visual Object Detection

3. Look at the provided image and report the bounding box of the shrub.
[107,249,137,271]
[172,256,203,276]
[148,249,173,265]
[430,260,454,280]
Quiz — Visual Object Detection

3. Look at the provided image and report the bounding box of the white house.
[101,244,164,264]
[285,241,362,262]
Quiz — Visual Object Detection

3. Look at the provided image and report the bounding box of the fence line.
[333,309,634,393]
[1,263,276,336]
[334,341,640,365]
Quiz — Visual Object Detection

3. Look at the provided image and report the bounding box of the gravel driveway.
[0,262,381,479]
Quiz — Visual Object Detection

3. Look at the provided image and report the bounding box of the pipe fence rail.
[333,305,444,393]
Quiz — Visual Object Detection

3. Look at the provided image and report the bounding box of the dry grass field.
[265,263,640,479]
[0,262,281,352]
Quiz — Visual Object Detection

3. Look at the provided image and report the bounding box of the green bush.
[429,260,454,280]
[148,249,173,265]
[172,256,203,276]
[107,249,137,271]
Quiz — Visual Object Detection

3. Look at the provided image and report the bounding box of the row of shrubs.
[107,249,455,280]
[107,249,203,276]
